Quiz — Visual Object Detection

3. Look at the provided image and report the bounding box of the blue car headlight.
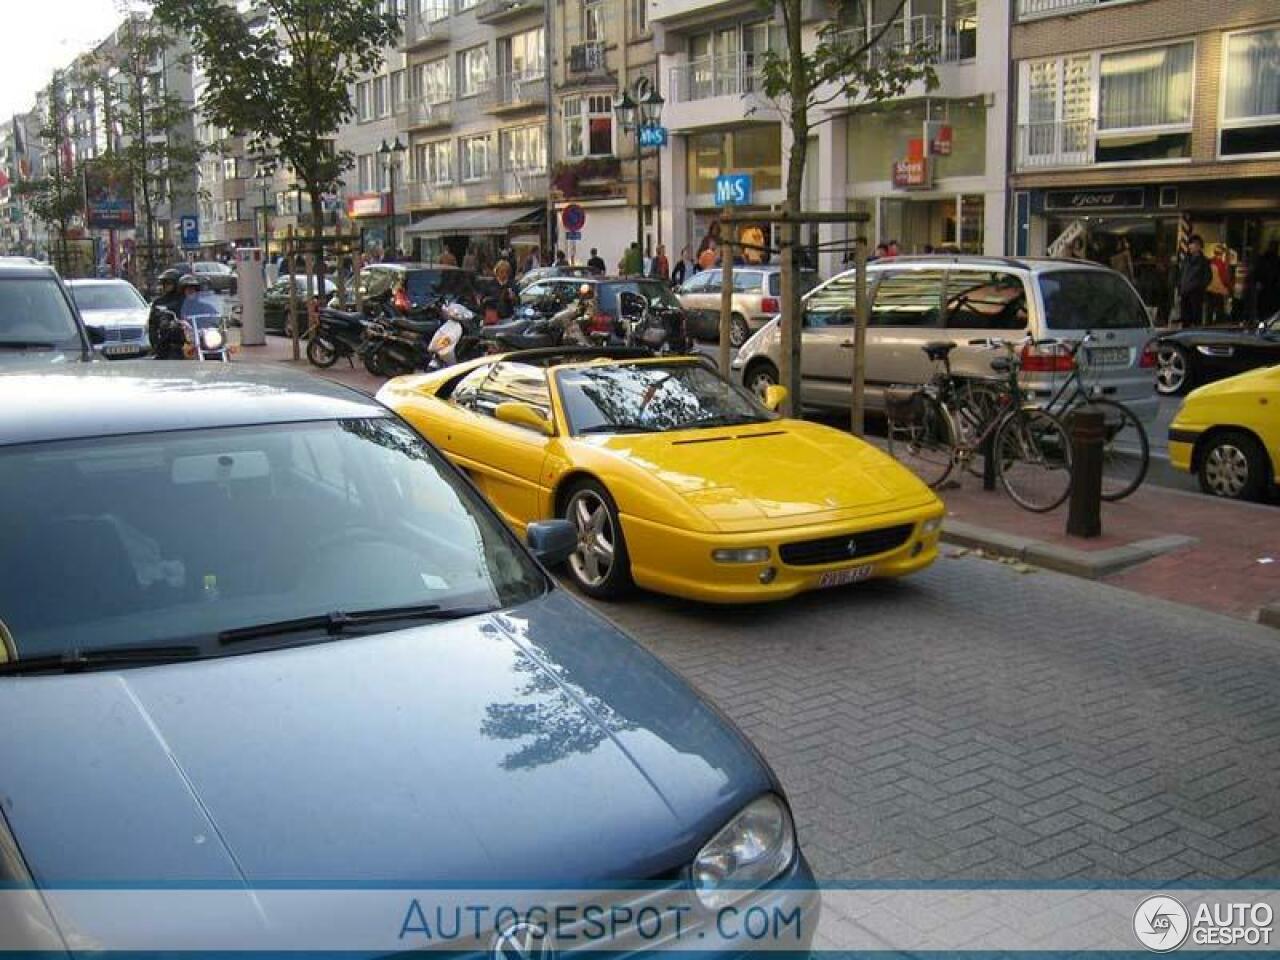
[691,794,796,909]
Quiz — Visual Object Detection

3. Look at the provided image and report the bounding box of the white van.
[732,256,1160,424]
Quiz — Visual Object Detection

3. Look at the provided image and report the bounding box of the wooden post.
[778,218,799,418]
[850,241,869,437]
[286,226,299,361]
[718,223,736,377]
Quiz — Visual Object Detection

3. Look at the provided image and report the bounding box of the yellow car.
[378,349,944,603]
[1168,364,1280,501]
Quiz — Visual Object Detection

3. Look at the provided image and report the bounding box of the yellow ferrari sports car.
[378,348,944,603]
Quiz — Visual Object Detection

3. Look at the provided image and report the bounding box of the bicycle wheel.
[1065,399,1149,501]
[886,391,956,489]
[995,408,1073,512]
[953,379,1009,478]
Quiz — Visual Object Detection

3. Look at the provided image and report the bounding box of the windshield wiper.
[0,644,204,676]
[218,603,493,645]
[680,413,768,430]
[0,340,58,350]
[576,424,654,435]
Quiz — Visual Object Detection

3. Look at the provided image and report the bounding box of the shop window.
[869,270,944,327]
[1221,26,1280,157]
[846,100,985,182]
[686,126,782,194]
[943,271,1027,330]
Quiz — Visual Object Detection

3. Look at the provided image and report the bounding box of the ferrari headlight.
[712,547,771,564]
[922,517,942,534]
[692,794,795,909]
[200,328,225,350]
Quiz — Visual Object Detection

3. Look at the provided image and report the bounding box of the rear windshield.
[597,280,681,315]
[0,277,84,349]
[406,269,474,303]
[71,283,146,312]
[1038,270,1151,331]
[768,271,819,296]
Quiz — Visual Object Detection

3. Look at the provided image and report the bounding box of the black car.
[356,262,479,319]
[519,275,692,334]
[1156,312,1280,395]
[263,275,338,334]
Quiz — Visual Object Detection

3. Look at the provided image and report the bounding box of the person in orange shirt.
[697,243,717,271]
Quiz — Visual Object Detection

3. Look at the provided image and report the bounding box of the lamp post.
[614,86,664,274]
[380,137,407,256]
[253,161,273,252]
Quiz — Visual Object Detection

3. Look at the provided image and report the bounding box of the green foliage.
[153,0,399,219]
[16,76,83,233]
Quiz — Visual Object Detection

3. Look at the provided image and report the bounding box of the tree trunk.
[778,8,809,419]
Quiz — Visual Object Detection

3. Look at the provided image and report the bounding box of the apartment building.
[1010,0,1280,316]
[340,40,407,255]
[652,0,1009,277]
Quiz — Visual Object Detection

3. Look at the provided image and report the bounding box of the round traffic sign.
[561,204,586,232]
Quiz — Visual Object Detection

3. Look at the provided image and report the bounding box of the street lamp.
[253,161,274,251]
[380,136,407,255]
[614,88,661,275]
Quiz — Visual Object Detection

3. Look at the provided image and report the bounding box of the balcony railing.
[847,15,976,69]
[568,41,608,75]
[398,99,453,130]
[400,4,450,50]
[1016,119,1095,170]
[500,169,548,199]
[481,69,548,111]
[668,51,765,104]
[407,178,497,208]
[1017,0,1102,19]
[474,0,543,24]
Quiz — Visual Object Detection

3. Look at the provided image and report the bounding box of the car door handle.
[840,340,854,349]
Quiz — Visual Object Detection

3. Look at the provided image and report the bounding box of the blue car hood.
[0,591,770,887]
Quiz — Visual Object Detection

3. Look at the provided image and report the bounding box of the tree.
[16,73,84,275]
[758,0,937,419]
[78,14,203,284]
[154,0,399,352]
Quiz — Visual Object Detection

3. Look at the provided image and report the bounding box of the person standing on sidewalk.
[1206,244,1232,325]
[1178,235,1211,327]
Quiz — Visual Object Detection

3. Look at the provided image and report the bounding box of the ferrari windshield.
[556,362,772,434]
[0,418,545,663]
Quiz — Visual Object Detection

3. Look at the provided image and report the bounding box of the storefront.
[684,123,784,266]
[345,193,392,256]
[403,206,544,270]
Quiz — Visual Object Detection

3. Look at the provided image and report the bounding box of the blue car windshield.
[0,418,546,662]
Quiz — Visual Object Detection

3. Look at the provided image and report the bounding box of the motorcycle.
[153,295,231,363]
[307,305,380,369]
[361,305,442,377]
[427,301,485,368]
[618,291,693,355]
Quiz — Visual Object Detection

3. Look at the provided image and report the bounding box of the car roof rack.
[502,346,655,366]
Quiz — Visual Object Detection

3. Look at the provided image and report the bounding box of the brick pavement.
[587,556,1280,883]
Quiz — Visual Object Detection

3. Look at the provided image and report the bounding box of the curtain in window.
[1224,28,1280,121]
[1098,42,1193,130]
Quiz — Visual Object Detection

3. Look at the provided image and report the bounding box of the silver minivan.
[732,256,1159,424]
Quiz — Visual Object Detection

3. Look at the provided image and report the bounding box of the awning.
[403,206,541,236]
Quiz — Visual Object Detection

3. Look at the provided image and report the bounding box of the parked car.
[379,348,944,603]
[676,266,820,348]
[0,362,817,951]
[66,278,151,355]
[356,262,479,318]
[733,256,1159,424]
[263,275,339,334]
[191,260,238,295]
[519,275,688,335]
[1168,364,1279,501]
[517,264,594,292]
[1155,311,1280,396]
[0,258,99,365]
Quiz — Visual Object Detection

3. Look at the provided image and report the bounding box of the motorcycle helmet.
[179,273,201,291]
[158,267,182,286]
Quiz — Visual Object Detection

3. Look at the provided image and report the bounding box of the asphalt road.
[584,554,1280,882]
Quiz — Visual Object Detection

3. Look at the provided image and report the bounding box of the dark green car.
[264,276,338,334]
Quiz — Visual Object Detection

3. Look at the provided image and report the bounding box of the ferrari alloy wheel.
[1155,344,1190,396]
[563,481,632,600]
[1199,431,1267,501]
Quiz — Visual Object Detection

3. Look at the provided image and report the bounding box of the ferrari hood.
[0,591,768,896]
[597,420,937,531]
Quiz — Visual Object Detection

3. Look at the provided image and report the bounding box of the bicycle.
[1038,332,1150,501]
[885,338,1074,513]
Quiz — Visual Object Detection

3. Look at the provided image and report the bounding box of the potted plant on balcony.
[551,156,622,199]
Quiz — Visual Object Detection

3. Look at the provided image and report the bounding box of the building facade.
[652,0,1010,278]
[1009,0,1280,320]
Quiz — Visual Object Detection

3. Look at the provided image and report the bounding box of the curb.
[940,519,1197,580]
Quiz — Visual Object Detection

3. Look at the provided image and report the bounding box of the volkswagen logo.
[846,539,858,557]
[492,921,555,960]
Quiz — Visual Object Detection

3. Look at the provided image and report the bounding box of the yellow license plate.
[818,564,874,588]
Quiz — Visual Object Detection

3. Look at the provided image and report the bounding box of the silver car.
[676,266,819,347]
[732,256,1159,424]
[67,278,151,357]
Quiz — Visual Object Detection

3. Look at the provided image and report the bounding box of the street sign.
[561,203,587,232]
[714,174,753,207]
[638,125,668,148]
[565,230,582,241]
[179,215,200,248]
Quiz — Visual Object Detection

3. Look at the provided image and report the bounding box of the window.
[629,0,647,36]
[457,45,489,97]
[372,75,389,118]
[869,270,944,327]
[1221,26,1280,157]
[452,362,551,421]
[460,134,491,181]
[583,0,604,43]
[415,139,453,185]
[415,58,451,104]
[222,157,241,180]
[356,80,371,121]
[1038,270,1149,330]
[455,0,478,9]
[222,199,242,222]
[502,125,546,172]
[391,70,406,113]
[687,126,782,193]
[357,153,376,193]
[502,27,545,77]
[943,271,1028,331]
[562,94,614,158]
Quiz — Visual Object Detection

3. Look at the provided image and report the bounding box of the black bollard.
[981,425,997,492]
[1067,407,1105,538]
